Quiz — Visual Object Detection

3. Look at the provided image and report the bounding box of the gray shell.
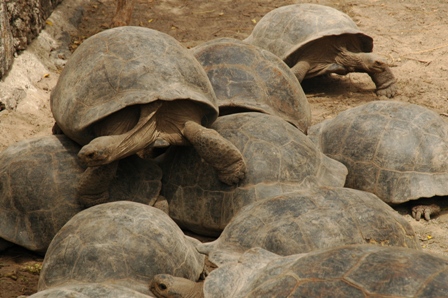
[204,245,448,297]
[191,37,311,133]
[161,112,348,236]
[308,101,448,204]
[29,283,153,298]
[199,186,419,266]
[0,135,162,253]
[51,26,218,145]
[244,3,372,64]
[38,201,204,295]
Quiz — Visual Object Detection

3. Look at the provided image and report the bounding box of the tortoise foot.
[376,82,398,98]
[411,204,441,221]
[369,66,398,98]
[217,159,246,185]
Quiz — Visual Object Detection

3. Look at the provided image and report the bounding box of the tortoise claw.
[411,204,441,221]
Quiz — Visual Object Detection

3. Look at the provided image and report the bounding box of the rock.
[0,0,13,78]
[0,0,63,79]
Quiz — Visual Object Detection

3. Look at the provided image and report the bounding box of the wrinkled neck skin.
[289,35,387,79]
[78,102,161,166]
[335,49,387,73]
[150,275,204,298]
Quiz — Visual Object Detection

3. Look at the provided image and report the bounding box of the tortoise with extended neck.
[244,3,397,98]
[150,245,448,298]
[51,26,245,207]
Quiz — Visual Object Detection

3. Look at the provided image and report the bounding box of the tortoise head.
[150,274,204,298]
[359,52,389,73]
[78,136,117,166]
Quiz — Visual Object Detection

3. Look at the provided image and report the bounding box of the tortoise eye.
[158,283,167,290]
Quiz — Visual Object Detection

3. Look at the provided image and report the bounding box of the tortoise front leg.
[183,121,246,185]
[77,161,119,207]
[368,65,398,98]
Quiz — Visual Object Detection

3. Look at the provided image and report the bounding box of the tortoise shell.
[161,112,348,236]
[29,283,150,298]
[308,100,448,204]
[51,26,218,145]
[199,186,419,266]
[38,201,205,295]
[191,37,311,133]
[0,135,162,253]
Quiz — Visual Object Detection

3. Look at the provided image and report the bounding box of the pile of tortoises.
[1,3,447,298]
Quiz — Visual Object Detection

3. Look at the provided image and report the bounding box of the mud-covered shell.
[161,112,348,236]
[244,4,373,64]
[204,245,448,297]
[191,38,311,133]
[0,135,162,253]
[29,283,151,298]
[38,201,205,295]
[308,101,448,204]
[51,26,218,145]
[200,186,419,266]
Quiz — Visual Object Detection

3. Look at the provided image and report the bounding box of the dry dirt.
[1,0,448,297]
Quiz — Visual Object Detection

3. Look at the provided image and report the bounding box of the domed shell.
[204,245,448,297]
[191,37,311,133]
[308,100,448,204]
[29,283,150,298]
[51,26,218,145]
[244,4,373,64]
[200,186,419,266]
[161,112,348,236]
[0,135,162,253]
[38,201,205,295]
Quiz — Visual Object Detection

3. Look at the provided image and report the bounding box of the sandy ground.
[1,0,448,297]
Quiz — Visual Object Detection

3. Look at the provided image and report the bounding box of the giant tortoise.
[161,112,348,236]
[38,201,205,295]
[197,186,419,267]
[0,135,162,253]
[244,4,397,98]
[308,100,448,220]
[191,37,311,133]
[51,26,245,207]
[151,245,448,297]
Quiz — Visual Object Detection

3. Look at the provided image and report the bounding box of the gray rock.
[0,0,63,79]
[0,0,13,78]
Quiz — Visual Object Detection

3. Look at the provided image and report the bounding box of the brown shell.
[191,38,311,133]
[38,201,205,295]
[51,26,218,145]
[308,101,448,204]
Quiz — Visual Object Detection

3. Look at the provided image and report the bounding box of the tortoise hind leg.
[183,121,246,185]
[411,204,441,221]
